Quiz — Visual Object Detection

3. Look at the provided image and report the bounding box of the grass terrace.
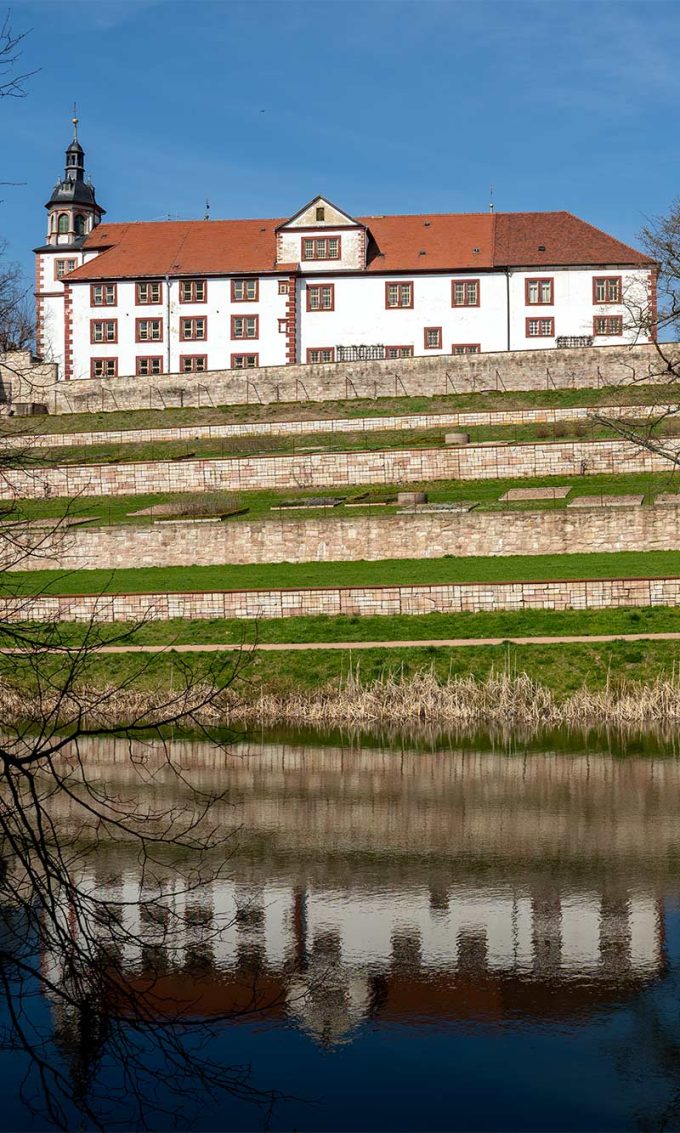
[7,470,680,526]
[6,549,680,596]
[5,381,680,437]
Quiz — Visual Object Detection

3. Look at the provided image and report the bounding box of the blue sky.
[3,0,680,282]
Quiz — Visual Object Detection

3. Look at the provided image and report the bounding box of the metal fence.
[336,345,386,362]
[556,336,594,349]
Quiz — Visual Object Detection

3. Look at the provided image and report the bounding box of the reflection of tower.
[532,892,562,977]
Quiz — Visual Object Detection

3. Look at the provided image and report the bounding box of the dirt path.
[5,631,680,653]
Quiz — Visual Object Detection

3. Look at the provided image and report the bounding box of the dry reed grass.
[3,666,680,730]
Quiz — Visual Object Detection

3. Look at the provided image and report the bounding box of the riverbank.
[4,638,680,728]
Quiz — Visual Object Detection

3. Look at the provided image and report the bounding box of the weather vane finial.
[489,184,494,214]
[72,101,79,141]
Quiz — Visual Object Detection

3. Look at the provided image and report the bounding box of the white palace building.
[35,120,656,382]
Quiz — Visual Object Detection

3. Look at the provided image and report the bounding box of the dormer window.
[302,237,340,261]
[316,206,325,221]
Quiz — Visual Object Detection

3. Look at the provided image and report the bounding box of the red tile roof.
[67,210,652,282]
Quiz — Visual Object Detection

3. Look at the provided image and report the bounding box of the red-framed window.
[180,355,207,374]
[525,277,554,305]
[231,353,259,369]
[424,327,442,350]
[593,276,622,304]
[307,347,335,364]
[307,283,335,311]
[451,279,480,307]
[385,345,414,359]
[231,278,259,302]
[90,319,117,344]
[526,317,555,337]
[90,283,117,307]
[302,236,341,261]
[451,343,481,355]
[135,317,163,342]
[385,281,413,309]
[179,279,207,303]
[136,356,163,376]
[136,281,163,305]
[593,315,623,336]
[180,316,207,341]
[90,357,118,378]
[278,280,289,295]
[54,258,77,280]
[278,318,287,333]
[231,315,259,340]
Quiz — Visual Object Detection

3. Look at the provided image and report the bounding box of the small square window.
[278,280,289,295]
[424,327,442,350]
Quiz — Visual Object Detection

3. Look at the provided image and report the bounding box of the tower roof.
[44,114,104,217]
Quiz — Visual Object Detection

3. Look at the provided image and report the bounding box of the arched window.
[74,214,85,236]
[57,214,69,234]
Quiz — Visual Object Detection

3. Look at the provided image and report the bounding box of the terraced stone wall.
[9,402,672,451]
[7,342,677,415]
[3,437,679,499]
[7,502,680,572]
[5,575,680,622]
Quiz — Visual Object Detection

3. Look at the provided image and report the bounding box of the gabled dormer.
[276,195,368,271]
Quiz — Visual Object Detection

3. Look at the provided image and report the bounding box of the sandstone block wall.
[8,402,672,452]
[5,575,680,623]
[8,503,680,572]
[3,438,678,500]
[7,342,677,415]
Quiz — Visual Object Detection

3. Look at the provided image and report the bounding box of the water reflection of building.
[34,734,679,1047]
[41,872,664,1047]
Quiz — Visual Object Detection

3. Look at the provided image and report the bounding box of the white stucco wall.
[44,259,653,381]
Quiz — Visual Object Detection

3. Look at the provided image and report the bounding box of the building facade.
[35,125,656,382]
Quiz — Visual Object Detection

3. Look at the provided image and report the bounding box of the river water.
[3,726,680,1131]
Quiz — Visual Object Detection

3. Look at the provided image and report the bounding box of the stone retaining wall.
[3,437,679,500]
[8,503,680,571]
[5,575,680,622]
[4,342,676,415]
[8,401,672,451]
